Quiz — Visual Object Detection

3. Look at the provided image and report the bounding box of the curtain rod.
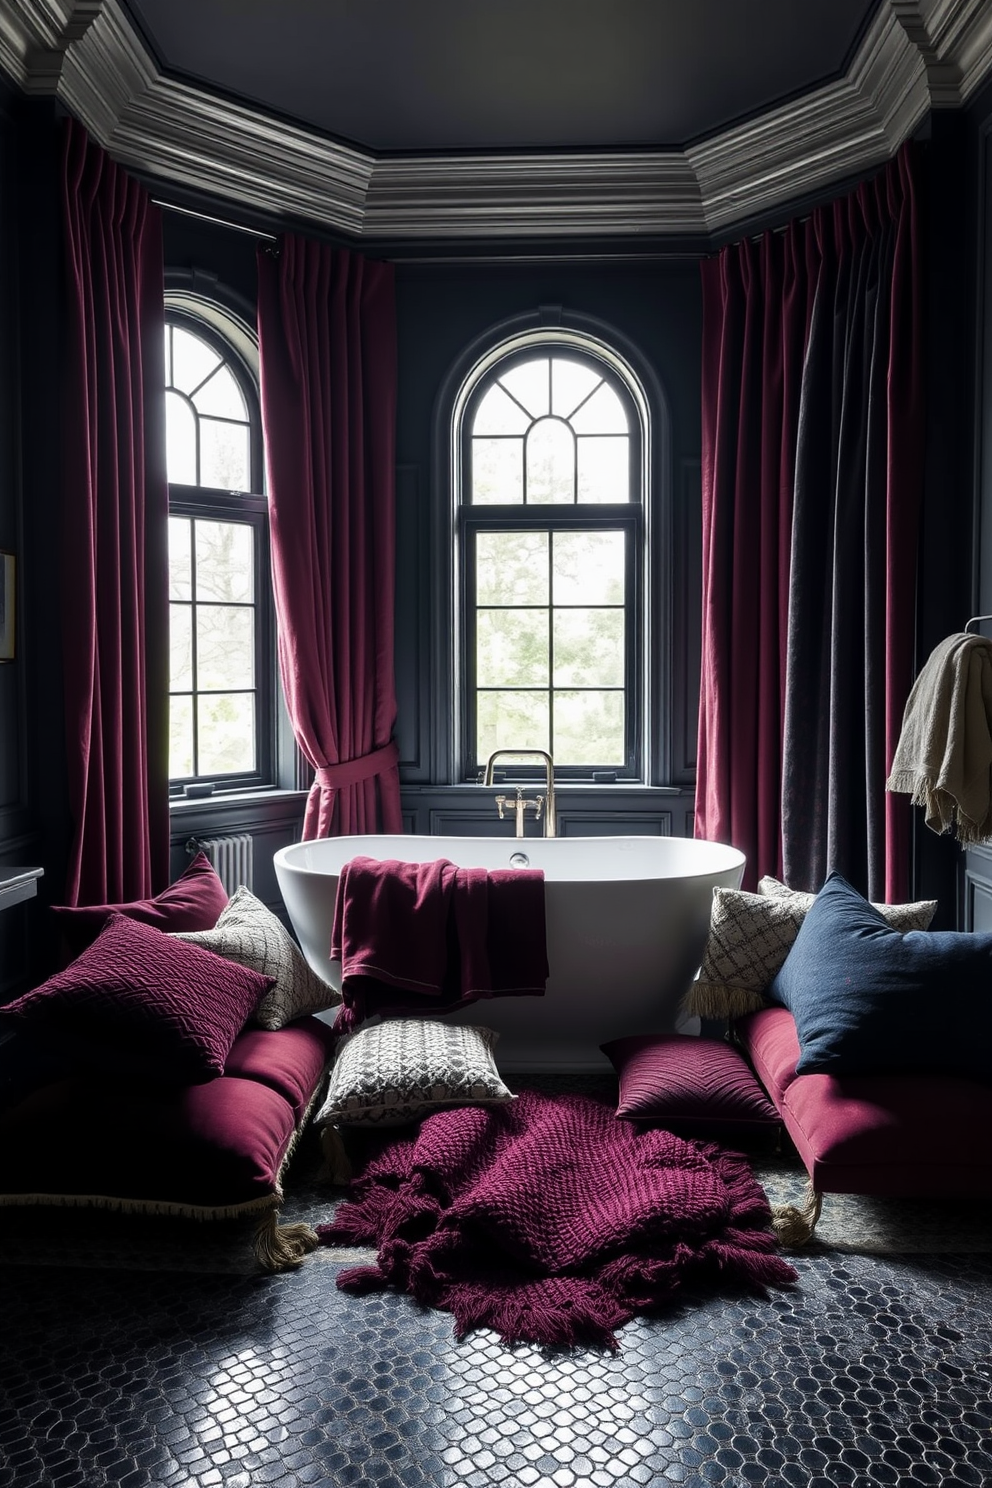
[152,198,279,244]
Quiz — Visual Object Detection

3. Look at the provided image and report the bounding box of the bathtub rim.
[273,832,746,887]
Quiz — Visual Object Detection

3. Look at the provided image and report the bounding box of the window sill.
[169,787,309,814]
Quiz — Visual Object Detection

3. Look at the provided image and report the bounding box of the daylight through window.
[459,346,644,778]
[165,320,267,787]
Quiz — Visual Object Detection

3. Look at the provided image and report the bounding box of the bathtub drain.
[509,851,531,868]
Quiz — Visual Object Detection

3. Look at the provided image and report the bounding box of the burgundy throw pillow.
[51,852,229,958]
[601,1033,780,1142]
[3,913,273,1082]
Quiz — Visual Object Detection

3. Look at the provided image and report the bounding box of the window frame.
[452,330,651,785]
[164,307,275,797]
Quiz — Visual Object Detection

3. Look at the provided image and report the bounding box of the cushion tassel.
[770,1182,822,1247]
[252,1209,321,1272]
[319,1124,354,1187]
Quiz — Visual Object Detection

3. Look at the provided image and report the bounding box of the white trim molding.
[2,0,992,245]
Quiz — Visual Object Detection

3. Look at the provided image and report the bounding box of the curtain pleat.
[59,119,169,906]
[697,145,923,900]
[256,236,402,839]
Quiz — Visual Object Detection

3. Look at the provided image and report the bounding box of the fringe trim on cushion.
[319,1125,354,1187]
[770,1182,822,1247]
[0,1189,281,1222]
[252,1211,320,1272]
[681,980,770,1020]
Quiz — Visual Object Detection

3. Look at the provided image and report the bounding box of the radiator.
[196,834,254,896]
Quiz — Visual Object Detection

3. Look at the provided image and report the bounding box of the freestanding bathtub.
[273,834,745,1072]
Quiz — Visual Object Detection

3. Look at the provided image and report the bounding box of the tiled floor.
[2,1244,992,1487]
[2,1079,991,1488]
[3,1094,992,1488]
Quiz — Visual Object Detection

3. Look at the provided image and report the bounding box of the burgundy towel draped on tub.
[331,856,549,1035]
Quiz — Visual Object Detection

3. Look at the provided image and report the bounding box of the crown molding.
[1,0,991,246]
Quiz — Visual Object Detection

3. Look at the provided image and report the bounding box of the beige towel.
[886,632,992,845]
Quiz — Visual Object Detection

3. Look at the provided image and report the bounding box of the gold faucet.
[494,787,545,838]
[483,749,556,838]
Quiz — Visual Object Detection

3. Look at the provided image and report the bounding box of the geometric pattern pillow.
[173,886,340,1030]
[682,889,808,1020]
[313,1018,515,1128]
[1,912,272,1081]
[683,881,939,1021]
[757,875,938,933]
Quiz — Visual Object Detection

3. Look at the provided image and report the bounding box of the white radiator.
[197,834,254,895]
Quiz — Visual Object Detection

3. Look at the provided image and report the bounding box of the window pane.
[553,609,624,686]
[197,693,256,775]
[551,358,602,418]
[196,605,254,689]
[553,690,625,765]
[200,418,250,492]
[477,608,549,687]
[172,325,221,396]
[498,359,549,418]
[193,364,249,421]
[169,694,194,778]
[169,603,193,691]
[473,383,530,436]
[476,531,548,606]
[472,438,523,504]
[570,381,628,434]
[577,435,630,503]
[477,690,550,762]
[526,418,574,505]
[169,516,192,600]
[195,520,254,603]
[552,531,625,605]
[166,391,197,484]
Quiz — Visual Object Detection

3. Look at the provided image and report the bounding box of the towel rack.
[965,615,992,633]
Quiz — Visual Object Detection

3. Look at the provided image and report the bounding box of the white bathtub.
[273,834,744,1072]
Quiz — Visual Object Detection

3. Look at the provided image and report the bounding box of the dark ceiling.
[122,0,880,155]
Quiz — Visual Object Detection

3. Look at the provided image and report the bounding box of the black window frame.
[165,310,275,797]
[456,342,646,784]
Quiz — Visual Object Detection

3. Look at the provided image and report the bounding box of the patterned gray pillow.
[683,881,939,1021]
[173,885,339,1030]
[757,875,938,932]
[314,1018,515,1128]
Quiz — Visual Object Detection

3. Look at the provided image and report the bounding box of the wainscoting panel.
[964,847,992,932]
[557,812,672,836]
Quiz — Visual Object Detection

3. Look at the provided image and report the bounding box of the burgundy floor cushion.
[735,1006,992,1197]
[601,1032,781,1145]
[0,1016,336,1269]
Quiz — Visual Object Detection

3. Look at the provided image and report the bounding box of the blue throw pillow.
[767,871,992,1080]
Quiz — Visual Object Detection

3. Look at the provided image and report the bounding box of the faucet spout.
[483,749,556,838]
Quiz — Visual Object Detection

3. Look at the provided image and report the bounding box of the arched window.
[165,312,272,790]
[453,331,649,782]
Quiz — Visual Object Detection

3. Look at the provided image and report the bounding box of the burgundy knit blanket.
[317,1091,796,1351]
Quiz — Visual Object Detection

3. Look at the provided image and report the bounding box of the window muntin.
[459,344,644,780]
[165,317,268,790]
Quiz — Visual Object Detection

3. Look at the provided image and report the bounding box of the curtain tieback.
[314,740,400,791]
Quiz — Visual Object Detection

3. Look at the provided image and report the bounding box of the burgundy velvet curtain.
[696,145,923,901]
[256,235,402,838]
[60,119,169,906]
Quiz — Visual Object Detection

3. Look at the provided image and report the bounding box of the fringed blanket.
[318,1092,796,1351]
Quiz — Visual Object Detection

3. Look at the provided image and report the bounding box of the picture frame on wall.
[0,551,14,662]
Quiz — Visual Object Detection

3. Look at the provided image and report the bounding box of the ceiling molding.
[2,0,991,246]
